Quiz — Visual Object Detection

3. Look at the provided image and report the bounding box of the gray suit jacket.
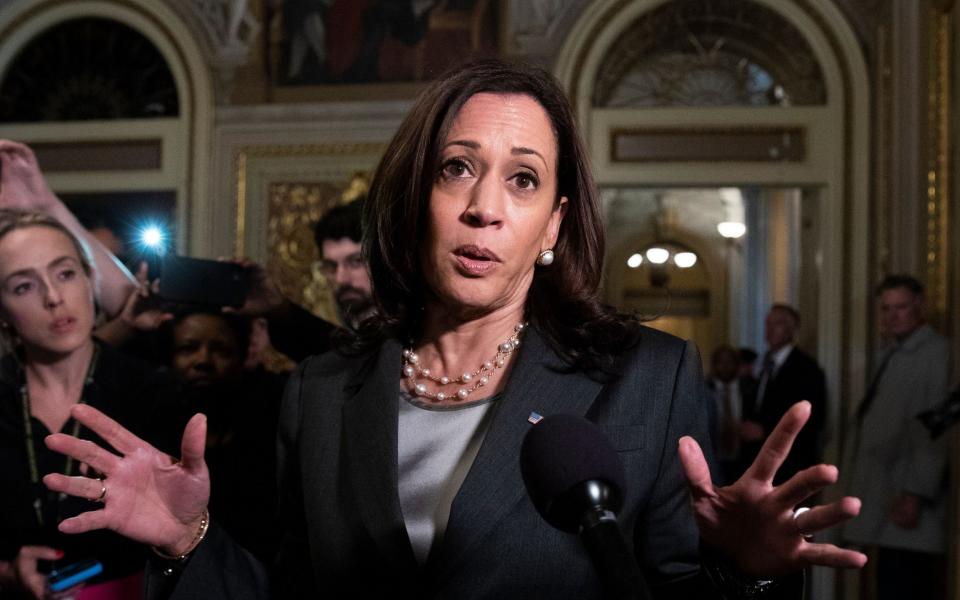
[154,326,776,598]
[842,325,951,553]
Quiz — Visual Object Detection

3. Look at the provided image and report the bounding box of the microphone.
[520,414,652,600]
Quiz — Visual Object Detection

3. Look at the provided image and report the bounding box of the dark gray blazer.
[157,326,722,599]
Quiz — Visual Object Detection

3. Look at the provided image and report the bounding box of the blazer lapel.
[340,339,418,571]
[432,328,604,580]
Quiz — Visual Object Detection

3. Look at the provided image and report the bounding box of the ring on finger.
[93,477,107,503]
[793,506,813,540]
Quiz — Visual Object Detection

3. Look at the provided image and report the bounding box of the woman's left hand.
[679,401,867,577]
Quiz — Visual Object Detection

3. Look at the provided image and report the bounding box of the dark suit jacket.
[152,327,796,599]
[744,348,827,483]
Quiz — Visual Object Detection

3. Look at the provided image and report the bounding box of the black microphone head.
[520,414,626,533]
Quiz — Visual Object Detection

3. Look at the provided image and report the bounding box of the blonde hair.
[0,209,97,352]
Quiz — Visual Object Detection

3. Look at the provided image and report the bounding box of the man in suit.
[843,275,950,600]
[740,304,827,484]
[705,345,756,484]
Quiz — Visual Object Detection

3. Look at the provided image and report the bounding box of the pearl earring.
[536,249,555,266]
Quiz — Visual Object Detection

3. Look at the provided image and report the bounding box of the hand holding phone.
[158,255,248,308]
[47,559,103,594]
[10,545,61,599]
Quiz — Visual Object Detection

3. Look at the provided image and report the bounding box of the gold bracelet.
[151,509,210,561]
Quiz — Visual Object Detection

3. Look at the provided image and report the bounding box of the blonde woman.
[0,210,183,599]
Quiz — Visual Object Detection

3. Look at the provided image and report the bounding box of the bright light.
[627,253,643,268]
[645,247,669,264]
[139,225,166,250]
[717,221,747,239]
[674,252,697,268]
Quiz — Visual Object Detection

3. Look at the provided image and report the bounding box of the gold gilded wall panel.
[925,6,951,330]
[233,142,383,331]
[266,178,369,327]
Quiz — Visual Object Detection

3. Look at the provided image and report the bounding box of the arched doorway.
[555,1,870,597]
[0,0,214,256]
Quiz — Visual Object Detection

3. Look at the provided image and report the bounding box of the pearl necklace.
[402,322,527,402]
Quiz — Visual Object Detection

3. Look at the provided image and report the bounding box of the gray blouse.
[397,391,498,565]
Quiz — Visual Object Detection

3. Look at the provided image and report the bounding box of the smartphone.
[48,559,103,593]
[158,255,248,308]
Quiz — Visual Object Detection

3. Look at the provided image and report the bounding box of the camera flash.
[140,225,164,249]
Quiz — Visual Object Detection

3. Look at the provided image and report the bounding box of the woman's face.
[421,92,567,318]
[0,226,95,356]
[171,313,244,387]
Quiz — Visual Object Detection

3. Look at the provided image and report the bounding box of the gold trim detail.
[233,143,385,256]
[925,11,950,324]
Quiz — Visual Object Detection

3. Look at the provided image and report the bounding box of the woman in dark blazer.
[44,60,865,599]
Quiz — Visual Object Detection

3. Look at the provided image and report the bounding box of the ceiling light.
[674,252,697,268]
[717,221,747,239]
[645,247,669,264]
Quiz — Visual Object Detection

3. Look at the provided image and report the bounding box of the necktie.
[756,354,775,410]
[720,383,739,457]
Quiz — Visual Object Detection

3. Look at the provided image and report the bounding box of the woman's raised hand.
[0,140,57,213]
[43,404,210,556]
[679,401,867,577]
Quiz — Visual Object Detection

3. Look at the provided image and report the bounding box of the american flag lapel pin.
[528,411,543,425]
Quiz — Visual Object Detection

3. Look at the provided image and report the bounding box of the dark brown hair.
[314,196,364,248]
[360,59,638,373]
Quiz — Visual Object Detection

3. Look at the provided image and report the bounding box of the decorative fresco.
[267,0,499,84]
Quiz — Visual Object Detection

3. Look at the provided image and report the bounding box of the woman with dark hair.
[363,60,625,374]
[44,60,864,598]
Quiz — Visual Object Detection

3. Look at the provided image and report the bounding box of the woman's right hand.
[222,257,289,317]
[42,404,211,556]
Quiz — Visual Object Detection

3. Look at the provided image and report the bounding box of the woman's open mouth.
[453,245,500,276]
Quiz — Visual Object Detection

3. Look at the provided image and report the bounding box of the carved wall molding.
[505,0,590,66]
[234,142,385,257]
[164,0,258,103]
